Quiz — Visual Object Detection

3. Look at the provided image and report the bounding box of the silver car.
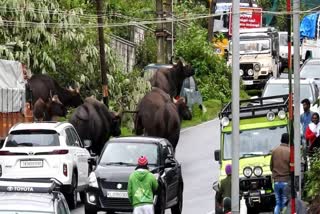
[143,63,203,109]
[300,58,320,88]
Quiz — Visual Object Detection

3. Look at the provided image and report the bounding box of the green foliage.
[305,149,320,201]
[175,24,231,102]
[135,36,157,69]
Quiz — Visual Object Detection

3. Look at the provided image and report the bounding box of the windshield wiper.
[17,143,33,147]
[103,162,136,166]
[240,153,269,158]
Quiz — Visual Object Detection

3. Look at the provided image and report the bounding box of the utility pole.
[231,0,240,213]
[156,0,165,63]
[165,0,174,62]
[208,0,215,42]
[293,0,301,200]
[96,0,109,107]
[287,0,296,212]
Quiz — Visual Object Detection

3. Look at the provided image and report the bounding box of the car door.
[163,143,180,203]
[68,127,90,187]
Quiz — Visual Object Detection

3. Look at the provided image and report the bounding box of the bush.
[175,24,231,102]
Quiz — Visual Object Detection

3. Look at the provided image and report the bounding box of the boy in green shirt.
[128,156,159,214]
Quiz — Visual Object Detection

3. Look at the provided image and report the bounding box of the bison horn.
[68,86,75,92]
[173,98,178,104]
[52,95,63,105]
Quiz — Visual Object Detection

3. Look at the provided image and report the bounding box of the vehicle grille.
[100,181,128,190]
[99,197,132,209]
[240,176,272,191]
[240,63,254,77]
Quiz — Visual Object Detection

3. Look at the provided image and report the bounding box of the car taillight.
[0,151,15,156]
[63,164,68,177]
[36,150,69,155]
[51,150,69,155]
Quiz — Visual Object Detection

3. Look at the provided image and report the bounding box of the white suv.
[0,122,92,209]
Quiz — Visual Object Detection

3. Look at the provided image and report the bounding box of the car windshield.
[300,64,320,78]
[263,83,313,102]
[5,130,59,147]
[100,142,159,166]
[223,126,287,159]
[279,34,288,46]
[230,39,271,54]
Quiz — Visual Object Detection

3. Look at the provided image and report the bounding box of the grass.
[181,99,222,128]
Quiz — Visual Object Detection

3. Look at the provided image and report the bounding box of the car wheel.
[155,190,166,214]
[66,173,78,209]
[80,191,86,204]
[171,185,183,214]
[84,205,97,214]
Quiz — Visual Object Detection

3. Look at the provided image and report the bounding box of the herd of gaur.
[27,60,195,155]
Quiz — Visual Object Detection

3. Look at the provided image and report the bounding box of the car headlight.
[278,110,286,120]
[243,167,252,178]
[89,172,98,188]
[254,64,261,71]
[240,69,244,76]
[248,69,254,76]
[266,111,275,121]
[220,117,230,127]
[253,166,263,177]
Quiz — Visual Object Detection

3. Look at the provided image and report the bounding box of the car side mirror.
[214,150,221,162]
[83,139,92,148]
[88,157,96,166]
[164,158,176,168]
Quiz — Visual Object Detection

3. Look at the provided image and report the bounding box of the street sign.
[229,7,262,35]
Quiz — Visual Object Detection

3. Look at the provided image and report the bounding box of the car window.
[262,83,313,102]
[300,64,320,78]
[69,128,81,147]
[6,130,59,147]
[100,142,159,166]
[65,129,76,147]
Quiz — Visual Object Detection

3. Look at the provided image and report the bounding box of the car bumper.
[243,191,275,207]
[85,186,133,212]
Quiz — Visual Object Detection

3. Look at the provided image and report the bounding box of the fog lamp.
[243,167,252,178]
[278,110,286,120]
[266,111,275,121]
[253,166,263,177]
[248,69,254,76]
[221,117,230,127]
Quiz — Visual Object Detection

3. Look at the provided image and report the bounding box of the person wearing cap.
[215,164,232,214]
[270,133,290,214]
[127,156,158,214]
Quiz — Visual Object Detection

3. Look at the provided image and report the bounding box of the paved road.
[72,119,219,214]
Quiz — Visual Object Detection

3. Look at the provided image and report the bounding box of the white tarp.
[0,59,26,113]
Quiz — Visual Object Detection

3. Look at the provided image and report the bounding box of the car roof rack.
[0,178,63,194]
[219,95,289,120]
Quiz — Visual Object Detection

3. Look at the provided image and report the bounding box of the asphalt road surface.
[72,119,219,214]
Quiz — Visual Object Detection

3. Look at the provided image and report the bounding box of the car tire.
[66,173,78,209]
[155,190,166,214]
[84,206,97,214]
[80,191,86,204]
[171,185,183,214]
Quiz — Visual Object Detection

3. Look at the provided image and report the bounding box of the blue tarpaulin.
[300,13,319,39]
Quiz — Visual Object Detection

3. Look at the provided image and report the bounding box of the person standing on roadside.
[215,164,232,214]
[270,133,290,214]
[305,112,320,153]
[300,99,313,137]
[127,156,158,214]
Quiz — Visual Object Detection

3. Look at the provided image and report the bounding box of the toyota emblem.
[116,183,122,189]
[7,186,13,191]
[28,151,34,155]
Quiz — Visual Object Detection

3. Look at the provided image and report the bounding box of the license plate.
[107,191,128,198]
[20,160,43,168]
[243,80,254,85]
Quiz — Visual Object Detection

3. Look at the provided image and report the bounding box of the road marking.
[181,118,218,133]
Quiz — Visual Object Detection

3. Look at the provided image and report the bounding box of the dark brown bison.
[69,97,122,155]
[27,74,83,108]
[150,59,195,98]
[33,95,67,121]
[134,87,192,150]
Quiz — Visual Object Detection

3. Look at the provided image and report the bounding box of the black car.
[0,178,70,214]
[84,136,184,214]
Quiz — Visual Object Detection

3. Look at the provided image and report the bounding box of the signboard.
[228,7,262,35]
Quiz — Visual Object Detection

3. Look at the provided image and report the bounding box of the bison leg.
[134,114,144,135]
[168,131,180,152]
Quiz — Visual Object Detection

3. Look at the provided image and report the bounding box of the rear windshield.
[5,130,59,147]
